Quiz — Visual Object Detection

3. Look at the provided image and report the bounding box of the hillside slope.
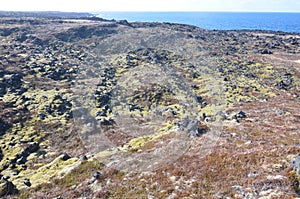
[0,13,300,198]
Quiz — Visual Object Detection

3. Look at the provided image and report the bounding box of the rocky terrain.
[0,12,300,198]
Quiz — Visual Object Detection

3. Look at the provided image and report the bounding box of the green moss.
[220,62,279,104]
[19,159,106,198]
[19,192,31,199]
[92,149,118,160]
[127,136,150,149]
[27,156,79,187]
[121,122,176,151]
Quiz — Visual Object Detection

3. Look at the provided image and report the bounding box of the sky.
[0,0,300,12]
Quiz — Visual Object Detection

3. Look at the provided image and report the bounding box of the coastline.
[95,11,300,33]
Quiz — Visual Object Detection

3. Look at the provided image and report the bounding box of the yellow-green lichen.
[121,122,176,150]
[27,156,79,187]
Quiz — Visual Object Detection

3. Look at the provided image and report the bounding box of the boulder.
[178,118,208,137]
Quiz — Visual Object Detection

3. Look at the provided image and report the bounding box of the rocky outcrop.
[55,25,118,42]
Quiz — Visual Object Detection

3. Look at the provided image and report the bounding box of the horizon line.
[1,10,300,13]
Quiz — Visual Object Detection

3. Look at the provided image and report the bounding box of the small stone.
[26,142,40,153]
[170,176,176,182]
[82,155,88,161]
[60,153,71,161]
[100,118,116,126]
[247,171,259,178]
[196,96,203,103]
[93,171,101,180]
[236,110,246,119]
[191,84,199,89]
[245,140,252,145]
[24,179,31,187]
[38,113,46,120]
[16,156,26,165]
[1,163,9,170]
[275,109,285,116]
[10,164,16,169]
[171,110,177,115]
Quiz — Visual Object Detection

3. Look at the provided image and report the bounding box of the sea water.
[95,12,300,33]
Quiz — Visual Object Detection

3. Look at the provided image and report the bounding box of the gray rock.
[93,171,102,180]
[26,142,40,153]
[60,153,71,161]
[260,49,272,54]
[24,179,31,187]
[82,155,88,161]
[277,75,293,90]
[178,118,207,137]
[186,120,200,137]
[16,156,27,165]
[0,177,18,197]
[118,20,132,27]
[100,118,116,126]
[291,154,300,176]
[38,113,46,120]
[236,110,247,119]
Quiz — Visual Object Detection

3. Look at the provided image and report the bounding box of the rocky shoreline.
[0,12,300,198]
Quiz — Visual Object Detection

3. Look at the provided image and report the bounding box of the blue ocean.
[96,12,300,33]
